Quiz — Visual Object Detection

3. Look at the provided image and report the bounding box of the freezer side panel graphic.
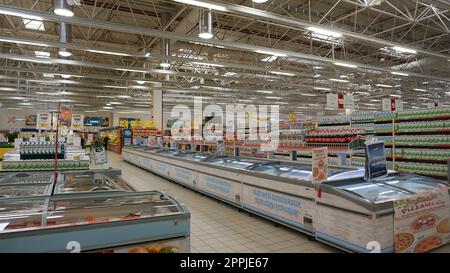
[169,166,195,186]
[196,174,241,204]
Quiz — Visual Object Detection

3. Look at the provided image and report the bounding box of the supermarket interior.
[0,0,449,254]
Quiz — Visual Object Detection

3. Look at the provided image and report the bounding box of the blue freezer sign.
[365,141,387,179]
[252,189,301,217]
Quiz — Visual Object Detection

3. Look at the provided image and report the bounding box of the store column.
[152,83,163,131]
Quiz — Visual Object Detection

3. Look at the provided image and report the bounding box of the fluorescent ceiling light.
[252,0,269,3]
[224,72,239,77]
[413,88,427,92]
[334,62,358,68]
[314,87,331,91]
[74,104,90,107]
[117,95,132,99]
[0,38,48,47]
[136,80,146,85]
[314,74,321,78]
[390,94,402,98]
[173,0,227,11]
[10,97,26,100]
[116,68,145,73]
[34,51,50,58]
[266,96,281,99]
[270,71,295,76]
[23,19,45,31]
[256,90,273,94]
[307,27,342,38]
[301,93,317,96]
[329,78,349,83]
[103,106,114,109]
[19,102,33,106]
[391,71,409,76]
[419,97,430,100]
[376,84,392,88]
[261,55,278,62]
[88,49,130,56]
[109,102,123,105]
[43,73,54,78]
[391,46,417,54]
[255,50,287,57]
[0,10,42,20]
[370,99,381,102]
[61,74,71,79]
[191,62,224,67]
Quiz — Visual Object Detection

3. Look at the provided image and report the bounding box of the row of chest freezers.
[122,146,450,253]
[0,169,190,253]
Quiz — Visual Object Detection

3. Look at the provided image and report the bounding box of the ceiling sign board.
[327,93,354,109]
[382,98,403,112]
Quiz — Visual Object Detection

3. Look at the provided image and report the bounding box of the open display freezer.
[0,172,53,186]
[316,171,449,253]
[53,169,134,194]
[0,183,53,199]
[0,191,190,253]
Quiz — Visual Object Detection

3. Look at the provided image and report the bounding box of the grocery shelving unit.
[374,108,450,180]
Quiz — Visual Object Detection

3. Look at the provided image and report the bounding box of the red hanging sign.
[338,93,344,109]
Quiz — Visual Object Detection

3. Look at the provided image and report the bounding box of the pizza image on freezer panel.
[437,218,450,233]
[414,236,443,253]
[394,233,415,252]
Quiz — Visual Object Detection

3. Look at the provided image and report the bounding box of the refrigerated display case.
[0,172,53,185]
[203,156,261,170]
[316,173,449,252]
[53,169,134,194]
[0,191,190,252]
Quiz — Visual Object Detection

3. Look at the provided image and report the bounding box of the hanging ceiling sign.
[382,98,403,112]
[327,93,354,109]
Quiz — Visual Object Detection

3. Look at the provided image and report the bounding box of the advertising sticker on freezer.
[393,189,450,253]
[365,141,387,180]
[312,147,328,183]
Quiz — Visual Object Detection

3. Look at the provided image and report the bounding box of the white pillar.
[152,83,163,131]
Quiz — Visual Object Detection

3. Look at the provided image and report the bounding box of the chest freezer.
[53,169,133,194]
[203,156,261,170]
[0,191,190,252]
[315,172,449,252]
[0,172,53,186]
[0,183,53,199]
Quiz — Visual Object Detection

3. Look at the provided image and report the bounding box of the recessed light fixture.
[334,62,358,68]
[252,0,269,3]
[307,27,342,38]
[391,71,409,76]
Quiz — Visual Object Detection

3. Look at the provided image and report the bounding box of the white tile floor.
[106,152,449,253]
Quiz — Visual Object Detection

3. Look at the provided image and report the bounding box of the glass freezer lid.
[205,157,260,169]
[0,172,53,185]
[0,192,185,234]
[0,198,47,232]
[55,173,130,194]
[0,184,52,198]
[251,162,349,181]
[45,192,184,228]
[337,181,411,203]
[155,149,180,156]
[373,173,447,193]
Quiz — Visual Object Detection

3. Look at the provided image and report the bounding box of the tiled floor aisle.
[106,152,450,253]
[106,152,337,253]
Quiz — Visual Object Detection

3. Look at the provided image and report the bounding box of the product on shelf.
[20,141,64,160]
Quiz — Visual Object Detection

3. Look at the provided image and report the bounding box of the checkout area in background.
[122,140,450,253]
